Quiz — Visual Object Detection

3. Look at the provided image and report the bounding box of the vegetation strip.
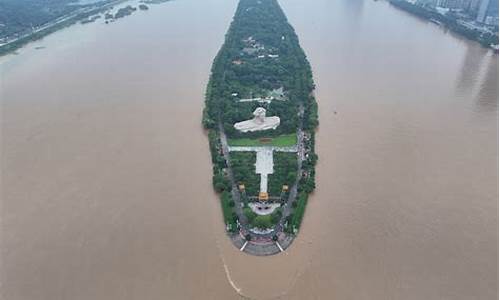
[228,133,297,147]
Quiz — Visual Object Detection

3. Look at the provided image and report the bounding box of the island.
[203,0,318,256]
[114,5,137,19]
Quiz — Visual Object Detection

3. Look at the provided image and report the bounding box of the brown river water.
[1,0,498,299]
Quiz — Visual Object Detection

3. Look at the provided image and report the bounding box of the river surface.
[1,0,497,299]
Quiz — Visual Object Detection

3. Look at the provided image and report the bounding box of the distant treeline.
[0,0,123,56]
[0,0,80,39]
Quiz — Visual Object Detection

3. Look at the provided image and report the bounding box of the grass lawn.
[228,133,297,147]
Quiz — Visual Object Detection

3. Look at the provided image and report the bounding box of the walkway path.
[217,104,305,255]
[228,145,297,193]
[219,124,247,225]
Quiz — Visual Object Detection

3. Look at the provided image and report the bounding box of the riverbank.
[0,0,175,57]
[0,0,131,56]
[389,0,498,49]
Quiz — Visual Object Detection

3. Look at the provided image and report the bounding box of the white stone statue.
[234,107,280,132]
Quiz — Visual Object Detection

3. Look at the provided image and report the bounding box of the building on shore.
[476,0,498,23]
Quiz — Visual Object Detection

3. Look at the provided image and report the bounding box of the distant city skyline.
[477,0,490,22]
[412,0,498,24]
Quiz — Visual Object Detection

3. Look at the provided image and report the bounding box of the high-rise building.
[435,0,478,10]
[468,0,482,12]
[416,0,439,7]
[477,0,491,22]
[486,0,499,22]
[476,0,498,23]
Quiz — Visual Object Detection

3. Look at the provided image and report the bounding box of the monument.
[234,107,280,132]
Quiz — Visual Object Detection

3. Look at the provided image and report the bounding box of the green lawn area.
[228,133,297,147]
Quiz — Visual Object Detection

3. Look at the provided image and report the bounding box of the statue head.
[253,107,266,124]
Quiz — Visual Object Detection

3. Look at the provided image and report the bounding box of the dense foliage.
[268,152,297,195]
[230,152,260,195]
[205,0,318,232]
[221,191,238,232]
[0,0,79,39]
[286,192,308,232]
[203,0,315,139]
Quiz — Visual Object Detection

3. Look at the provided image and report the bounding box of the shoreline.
[0,0,131,57]
[389,0,499,50]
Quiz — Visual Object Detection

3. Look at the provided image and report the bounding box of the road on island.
[217,103,305,242]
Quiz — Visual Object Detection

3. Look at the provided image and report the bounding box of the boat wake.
[214,232,316,300]
[214,236,252,299]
